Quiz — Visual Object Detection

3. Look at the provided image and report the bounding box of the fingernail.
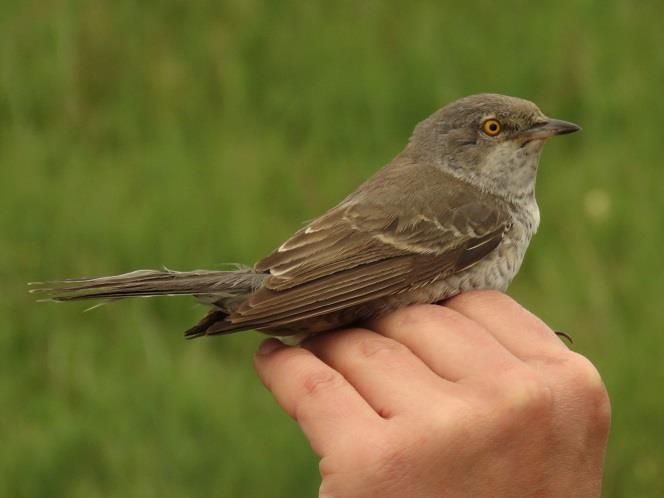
[257,338,284,356]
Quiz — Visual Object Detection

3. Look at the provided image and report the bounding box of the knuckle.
[521,351,611,435]
[565,352,606,392]
[319,456,337,478]
[591,391,612,436]
[562,352,612,429]
[291,368,346,422]
[300,369,345,398]
[501,368,553,417]
[358,337,410,361]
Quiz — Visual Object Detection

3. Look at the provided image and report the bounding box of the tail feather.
[29,267,260,302]
[183,309,232,339]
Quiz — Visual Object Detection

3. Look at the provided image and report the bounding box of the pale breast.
[433,197,540,296]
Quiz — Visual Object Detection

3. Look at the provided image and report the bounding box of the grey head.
[405,93,580,199]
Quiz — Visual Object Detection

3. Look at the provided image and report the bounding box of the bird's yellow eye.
[481,119,502,137]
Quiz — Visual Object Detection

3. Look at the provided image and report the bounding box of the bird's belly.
[440,232,528,295]
[374,231,531,317]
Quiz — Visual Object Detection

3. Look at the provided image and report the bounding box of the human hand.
[254,291,611,498]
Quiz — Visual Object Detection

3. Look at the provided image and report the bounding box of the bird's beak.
[521,118,581,141]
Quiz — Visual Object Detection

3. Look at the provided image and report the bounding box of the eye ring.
[481,118,502,137]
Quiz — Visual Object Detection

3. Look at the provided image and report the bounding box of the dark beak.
[522,118,581,140]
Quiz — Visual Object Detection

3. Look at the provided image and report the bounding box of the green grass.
[1,0,663,496]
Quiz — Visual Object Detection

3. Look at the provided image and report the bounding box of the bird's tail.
[29,267,261,303]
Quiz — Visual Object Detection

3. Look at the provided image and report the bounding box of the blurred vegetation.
[1,0,662,496]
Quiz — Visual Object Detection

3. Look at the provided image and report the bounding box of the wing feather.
[225,162,511,331]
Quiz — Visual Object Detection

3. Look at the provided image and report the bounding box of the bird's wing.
[224,174,510,329]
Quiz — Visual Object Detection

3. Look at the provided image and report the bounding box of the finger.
[367,304,520,382]
[303,327,454,418]
[445,290,569,361]
[254,339,380,455]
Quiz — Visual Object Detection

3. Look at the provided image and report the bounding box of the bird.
[31,94,580,339]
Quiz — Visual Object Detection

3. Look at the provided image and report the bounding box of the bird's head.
[407,93,580,199]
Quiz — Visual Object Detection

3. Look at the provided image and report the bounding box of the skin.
[254,291,610,498]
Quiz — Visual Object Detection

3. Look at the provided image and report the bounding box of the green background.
[2,0,662,496]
